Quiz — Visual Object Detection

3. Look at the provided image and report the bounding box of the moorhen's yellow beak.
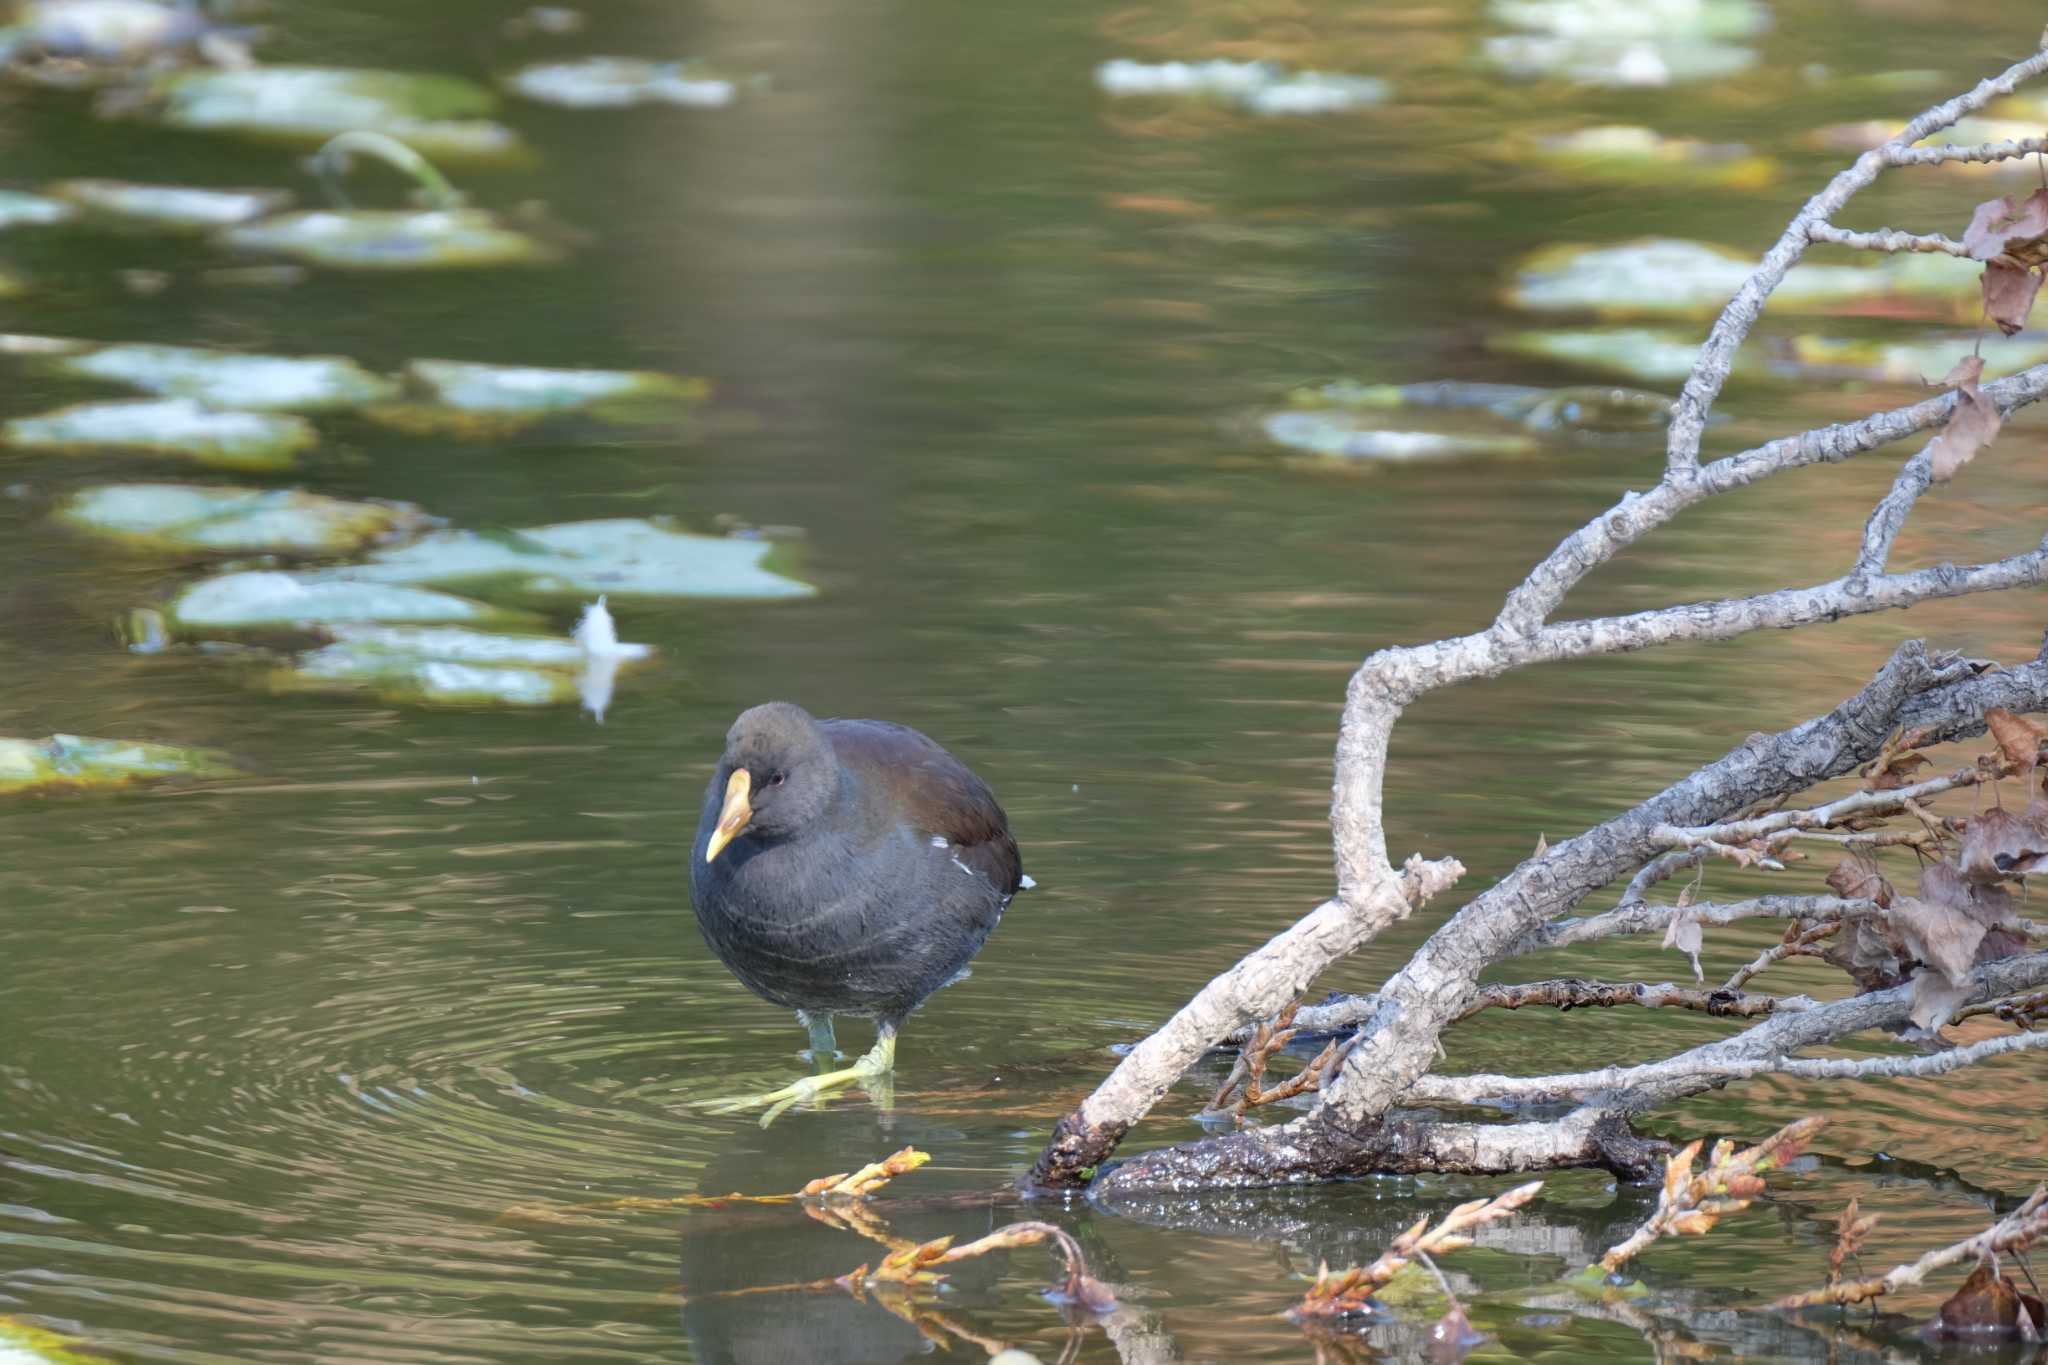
[704,768,752,863]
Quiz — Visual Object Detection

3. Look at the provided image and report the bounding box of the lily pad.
[271,622,653,708]
[219,209,554,271]
[2,398,316,470]
[1522,125,1777,189]
[1485,0,1764,86]
[1292,379,1672,433]
[56,342,400,411]
[1505,237,1982,318]
[0,189,75,228]
[3,0,211,64]
[47,179,290,230]
[343,518,814,600]
[503,57,745,108]
[399,358,704,417]
[147,66,525,164]
[1260,410,1542,462]
[1095,58,1388,114]
[1491,326,1716,383]
[1776,332,2048,384]
[167,570,512,630]
[57,483,436,554]
[0,733,239,795]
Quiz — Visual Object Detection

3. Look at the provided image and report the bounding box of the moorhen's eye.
[769,772,785,786]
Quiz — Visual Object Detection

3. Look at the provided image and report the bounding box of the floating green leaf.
[147,66,526,164]
[57,483,436,555]
[1261,411,1541,462]
[1520,125,1778,189]
[270,623,653,708]
[1484,0,1765,86]
[503,57,745,108]
[0,734,240,795]
[1780,332,2048,384]
[1490,326,1724,383]
[56,342,400,411]
[2,398,316,470]
[1094,58,1388,114]
[48,179,291,230]
[412,357,704,411]
[343,518,814,600]
[1290,378,1671,433]
[220,209,554,271]
[167,570,516,630]
[0,189,75,228]
[1505,237,1981,317]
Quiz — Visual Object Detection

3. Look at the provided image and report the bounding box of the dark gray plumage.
[688,703,1023,1111]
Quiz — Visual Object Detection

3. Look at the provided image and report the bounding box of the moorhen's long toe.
[688,702,1026,1122]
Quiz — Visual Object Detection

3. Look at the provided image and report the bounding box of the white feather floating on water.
[573,596,653,723]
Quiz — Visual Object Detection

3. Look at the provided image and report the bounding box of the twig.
[1651,763,1985,849]
[1598,1118,1824,1273]
[1776,1186,2048,1309]
[1290,1183,1542,1319]
[1889,135,2048,167]
[1407,1018,2048,1107]
[1807,222,1971,256]
[1722,922,1839,992]
[1460,977,1801,1020]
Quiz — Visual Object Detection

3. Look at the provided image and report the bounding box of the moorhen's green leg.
[799,1010,839,1064]
[704,1020,898,1126]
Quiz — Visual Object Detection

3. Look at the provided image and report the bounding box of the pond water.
[4,1,2048,1361]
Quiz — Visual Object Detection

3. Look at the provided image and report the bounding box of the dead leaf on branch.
[1963,188,2048,266]
[1931,1254,2047,1340]
[1928,359,2004,480]
[1663,909,1704,982]
[1986,707,2048,778]
[1982,260,2045,335]
[1959,801,2048,884]
[1825,855,1894,908]
[1828,1196,1882,1287]
[1964,188,2048,333]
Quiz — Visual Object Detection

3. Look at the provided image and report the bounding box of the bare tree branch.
[1888,134,2048,167]
[1030,45,2048,1194]
[1775,1186,2048,1310]
[1807,222,1970,256]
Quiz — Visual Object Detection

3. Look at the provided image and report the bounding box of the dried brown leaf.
[1928,380,2003,480]
[1890,894,1986,984]
[1982,259,2045,335]
[1960,806,2048,884]
[1664,911,1704,982]
[1940,353,1987,389]
[1826,855,1895,908]
[1868,751,1932,791]
[1909,967,1974,1031]
[1986,707,2047,777]
[1964,188,2048,263]
[1932,1255,2047,1338]
[1923,858,2022,924]
[1532,832,1548,860]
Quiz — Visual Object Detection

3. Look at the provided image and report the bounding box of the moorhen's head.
[703,702,836,862]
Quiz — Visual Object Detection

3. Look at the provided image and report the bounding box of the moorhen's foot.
[703,1033,897,1127]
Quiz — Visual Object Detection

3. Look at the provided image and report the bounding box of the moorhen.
[690,702,1027,1119]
